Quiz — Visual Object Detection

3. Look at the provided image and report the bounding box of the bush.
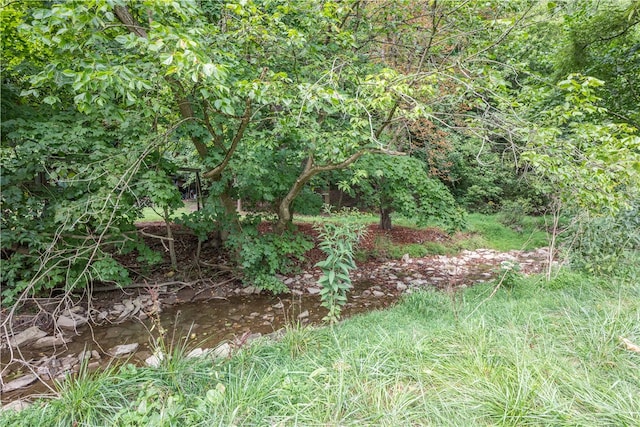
[566,204,640,276]
[315,219,366,323]
[497,198,533,229]
[225,217,313,293]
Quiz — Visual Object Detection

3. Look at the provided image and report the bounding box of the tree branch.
[202,97,252,180]
[113,5,148,38]
[113,5,208,158]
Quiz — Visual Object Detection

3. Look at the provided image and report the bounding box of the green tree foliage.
[1,111,164,303]
[6,0,637,304]
[344,154,464,231]
[523,74,640,214]
[553,0,640,125]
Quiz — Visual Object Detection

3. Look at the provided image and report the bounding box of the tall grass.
[3,264,638,426]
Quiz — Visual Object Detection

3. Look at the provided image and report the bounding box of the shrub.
[497,198,533,229]
[315,220,366,323]
[225,216,313,293]
[566,204,640,276]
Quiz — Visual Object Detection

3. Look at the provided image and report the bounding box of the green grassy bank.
[3,267,639,426]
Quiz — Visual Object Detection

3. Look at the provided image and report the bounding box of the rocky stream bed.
[1,244,551,410]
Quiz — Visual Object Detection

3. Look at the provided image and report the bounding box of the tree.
[343,154,463,231]
[3,0,570,303]
[522,75,640,276]
[553,0,640,126]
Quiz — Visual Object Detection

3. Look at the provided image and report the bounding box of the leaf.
[43,96,58,105]
[328,270,335,284]
[161,54,174,65]
[115,34,129,45]
[620,336,640,353]
[202,63,215,77]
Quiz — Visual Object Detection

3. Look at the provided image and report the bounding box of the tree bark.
[163,206,178,271]
[379,207,392,230]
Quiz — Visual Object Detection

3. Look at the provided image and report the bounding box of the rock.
[111,304,125,313]
[245,333,262,344]
[9,326,48,348]
[2,374,38,393]
[57,314,88,329]
[212,343,232,359]
[109,343,139,357]
[78,350,92,362]
[91,350,101,360]
[116,299,137,321]
[284,277,295,285]
[36,365,52,379]
[145,352,165,367]
[291,289,304,296]
[266,329,286,341]
[63,306,85,315]
[307,287,321,295]
[1,399,31,413]
[303,273,313,280]
[242,286,257,295]
[272,302,284,309]
[372,291,385,298]
[187,348,206,358]
[297,310,309,320]
[361,290,371,297]
[87,361,101,370]
[401,253,411,264]
[31,335,70,349]
[396,283,408,292]
[262,313,275,322]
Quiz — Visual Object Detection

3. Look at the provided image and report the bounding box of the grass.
[463,213,548,252]
[137,201,198,223]
[3,265,639,426]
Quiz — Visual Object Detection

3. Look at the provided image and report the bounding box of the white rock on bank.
[2,374,38,393]
[145,352,165,368]
[187,348,207,358]
[57,313,88,329]
[212,343,232,359]
[31,335,70,349]
[108,343,139,357]
[8,326,47,348]
[1,399,31,413]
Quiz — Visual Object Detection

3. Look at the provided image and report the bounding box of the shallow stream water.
[1,280,398,403]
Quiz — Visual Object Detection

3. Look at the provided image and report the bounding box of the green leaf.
[161,54,174,65]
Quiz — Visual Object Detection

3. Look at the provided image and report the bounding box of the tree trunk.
[380,207,392,230]
[163,206,178,271]
[209,181,240,247]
